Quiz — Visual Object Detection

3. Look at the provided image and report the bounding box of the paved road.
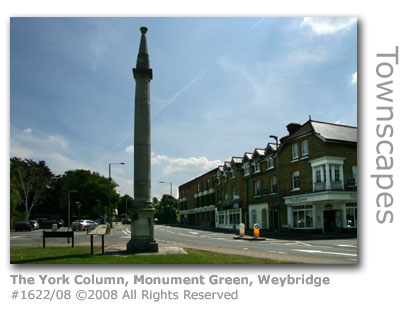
[153,225,357,264]
[10,225,357,264]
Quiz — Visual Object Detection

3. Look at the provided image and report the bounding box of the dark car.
[38,218,63,229]
[122,218,131,225]
[15,221,34,231]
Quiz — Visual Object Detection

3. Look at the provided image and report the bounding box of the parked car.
[122,218,131,225]
[71,219,98,231]
[38,218,63,229]
[29,220,40,230]
[15,221,34,231]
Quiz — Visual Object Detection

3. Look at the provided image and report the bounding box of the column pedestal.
[126,206,158,253]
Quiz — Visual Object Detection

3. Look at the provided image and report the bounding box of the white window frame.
[301,140,309,157]
[345,202,357,228]
[270,176,277,194]
[243,163,250,176]
[219,213,225,225]
[292,143,299,160]
[253,161,261,173]
[315,168,323,183]
[292,170,300,191]
[254,179,262,197]
[352,165,357,185]
[292,205,313,229]
[267,155,275,169]
[332,165,340,182]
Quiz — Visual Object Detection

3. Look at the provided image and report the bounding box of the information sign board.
[87,224,109,235]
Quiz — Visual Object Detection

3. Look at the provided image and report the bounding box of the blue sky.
[10,17,357,199]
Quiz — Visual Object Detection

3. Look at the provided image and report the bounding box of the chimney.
[286,123,302,135]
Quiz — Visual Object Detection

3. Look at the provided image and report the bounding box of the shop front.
[215,207,242,230]
[283,191,357,234]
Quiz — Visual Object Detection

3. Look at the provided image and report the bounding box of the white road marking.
[189,232,199,235]
[338,244,357,248]
[292,249,357,257]
[296,241,312,247]
[176,233,197,237]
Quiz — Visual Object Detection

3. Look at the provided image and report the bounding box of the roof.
[242,152,253,162]
[282,120,357,143]
[231,157,243,165]
[253,148,266,158]
[224,161,231,170]
[311,121,357,143]
[265,143,279,154]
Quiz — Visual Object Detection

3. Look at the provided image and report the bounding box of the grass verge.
[10,246,299,264]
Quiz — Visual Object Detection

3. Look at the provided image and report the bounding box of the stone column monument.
[127,27,158,253]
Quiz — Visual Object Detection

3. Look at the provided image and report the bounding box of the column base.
[126,204,158,253]
[126,238,158,253]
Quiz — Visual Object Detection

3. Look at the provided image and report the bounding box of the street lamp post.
[109,162,125,226]
[95,199,101,221]
[75,202,81,220]
[159,181,172,197]
[67,189,77,243]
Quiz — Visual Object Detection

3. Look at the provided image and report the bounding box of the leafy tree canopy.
[154,194,178,224]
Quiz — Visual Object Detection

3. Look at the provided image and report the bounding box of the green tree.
[118,194,134,217]
[154,194,178,224]
[10,158,53,220]
[10,174,22,219]
[59,169,119,221]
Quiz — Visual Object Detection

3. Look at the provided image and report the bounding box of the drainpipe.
[270,135,280,232]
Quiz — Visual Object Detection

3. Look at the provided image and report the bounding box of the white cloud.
[301,17,357,35]
[125,145,134,154]
[10,126,87,174]
[152,153,222,178]
[351,72,357,84]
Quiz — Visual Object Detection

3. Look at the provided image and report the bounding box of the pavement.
[103,243,187,256]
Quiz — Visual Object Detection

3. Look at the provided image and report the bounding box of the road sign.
[87,224,109,235]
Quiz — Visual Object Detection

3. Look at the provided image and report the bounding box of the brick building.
[279,120,357,234]
[178,119,357,234]
[179,168,217,227]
